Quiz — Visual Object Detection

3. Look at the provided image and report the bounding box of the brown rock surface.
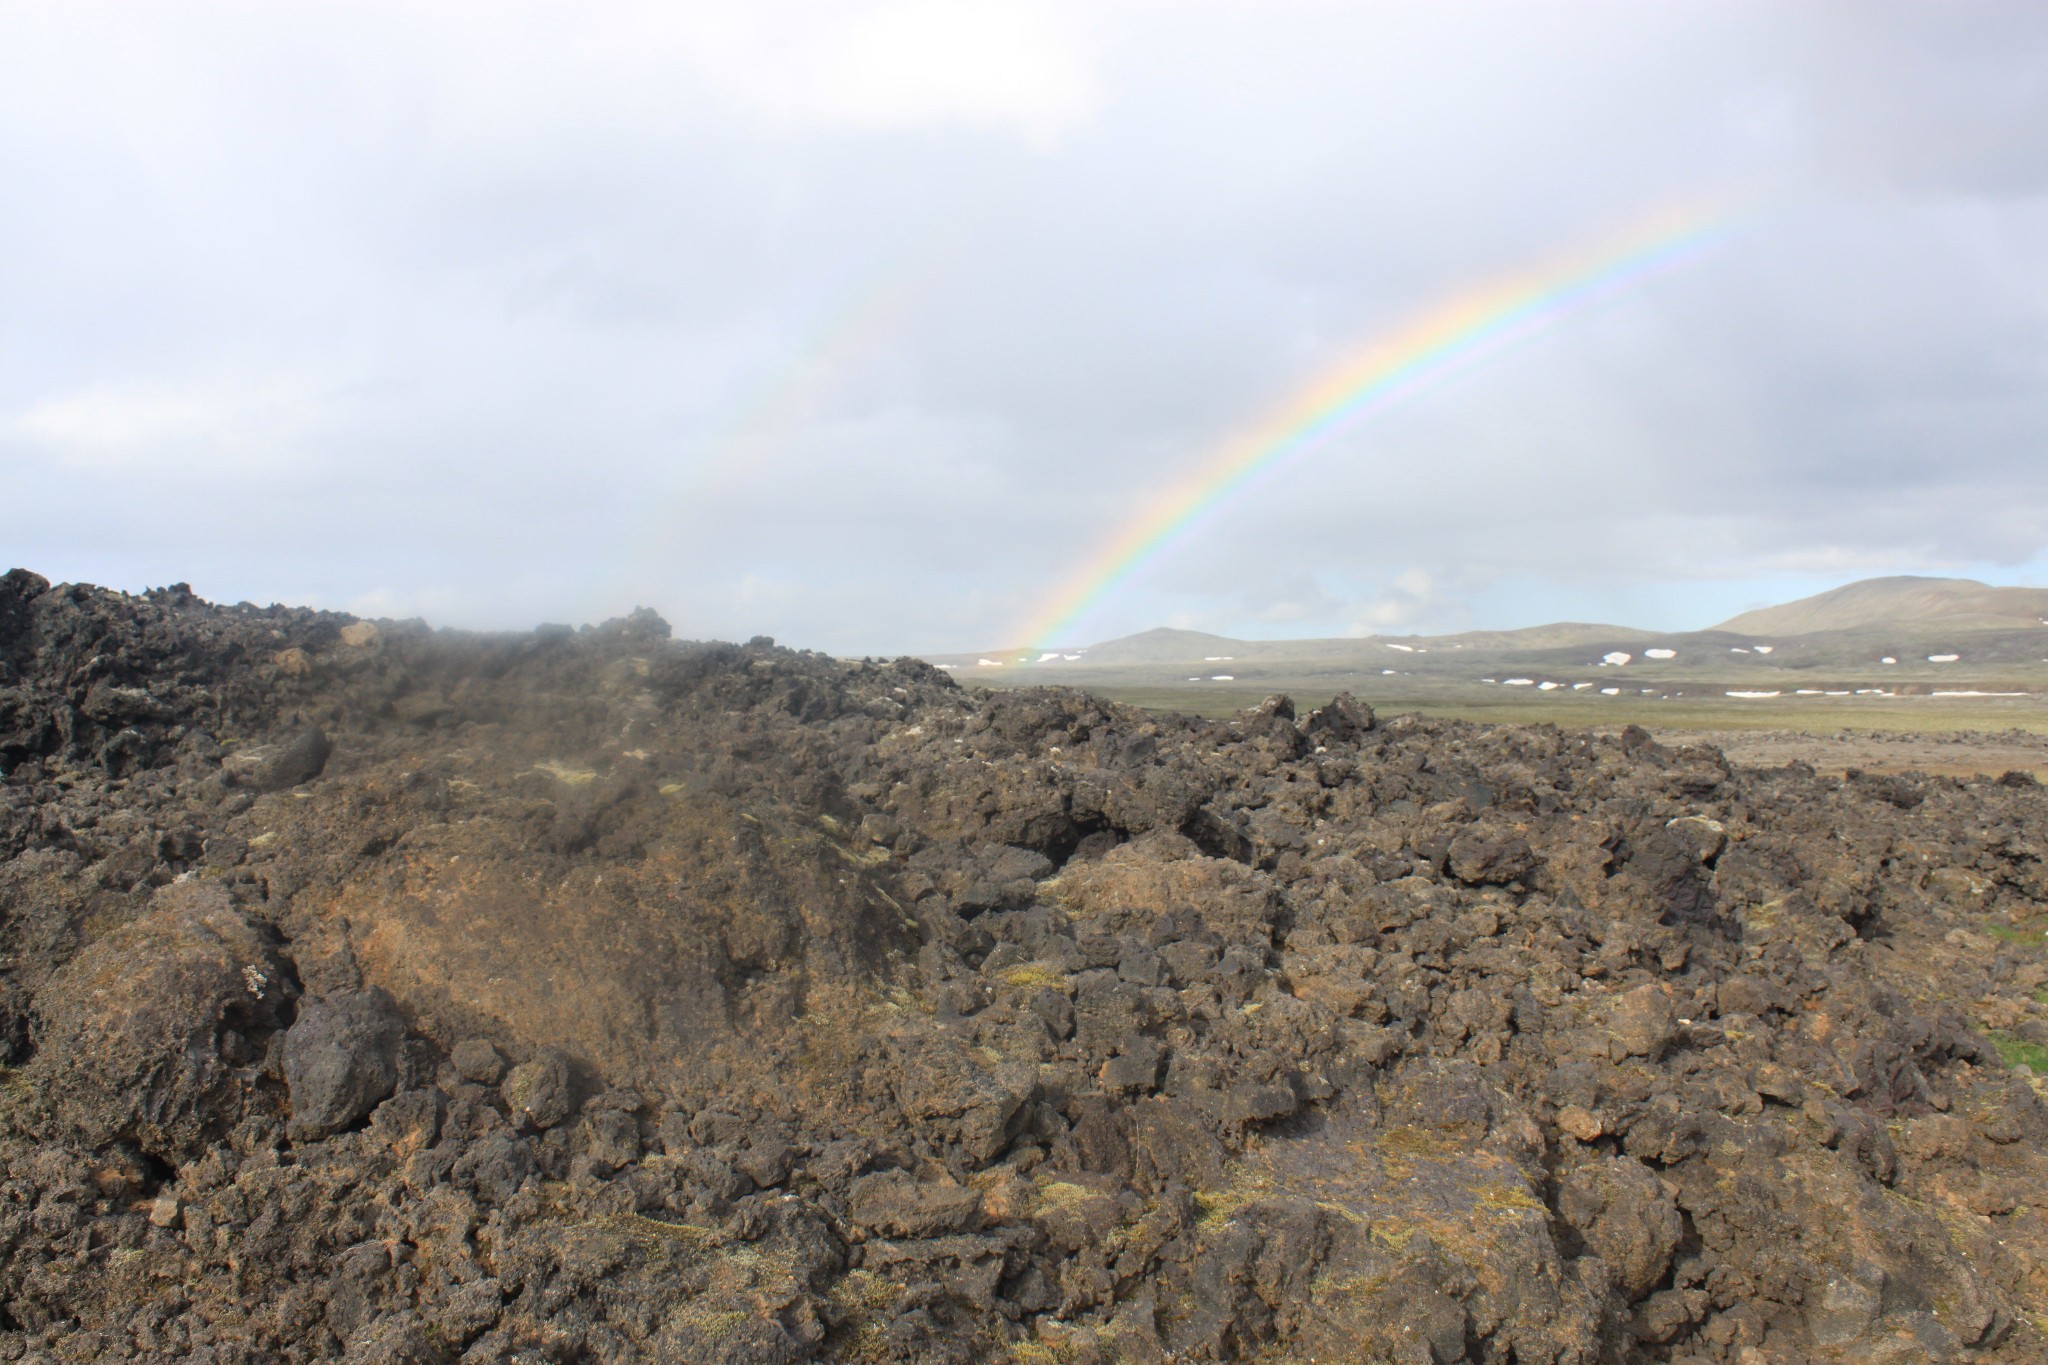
[25,879,295,1159]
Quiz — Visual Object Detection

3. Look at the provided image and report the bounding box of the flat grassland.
[950,673,2048,779]
[928,611,2048,777]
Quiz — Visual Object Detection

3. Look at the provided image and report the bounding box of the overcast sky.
[4,2,2046,653]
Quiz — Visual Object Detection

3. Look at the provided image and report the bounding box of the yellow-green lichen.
[997,962,1070,992]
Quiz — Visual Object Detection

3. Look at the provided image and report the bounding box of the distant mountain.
[1425,622,1654,651]
[1076,627,1249,664]
[927,575,2048,682]
[1715,576,2048,636]
[932,622,1651,671]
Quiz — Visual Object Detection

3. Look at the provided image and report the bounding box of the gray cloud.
[3,1,2045,653]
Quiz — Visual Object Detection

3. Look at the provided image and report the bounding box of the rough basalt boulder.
[847,1169,982,1238]
[27,879,294,1159]
[502,1052,574,1130]
[282,987,404,1140]
[1558,1155,1685,1300]
[234,723,333,792]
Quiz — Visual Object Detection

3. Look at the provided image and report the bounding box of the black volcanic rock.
[1,569,2047,1363]
[248,723,332,792]
[282,988,404,1140]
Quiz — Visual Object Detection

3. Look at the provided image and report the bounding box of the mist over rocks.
[2,572,2048,1361]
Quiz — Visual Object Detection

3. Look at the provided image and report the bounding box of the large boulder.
[1446,821,1538,887]
[1304,690,1375,743]
[28,881,296,1159]
[283,988,405,1140]
[225,724,332,792]
[501,1052,574,1131]
[1558,1156,1684,1300]
[847,1169,981,1238]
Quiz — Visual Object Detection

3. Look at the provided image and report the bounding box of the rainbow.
[1011,204,1745,651]
[583,266,927,612]
[580,217,974,620]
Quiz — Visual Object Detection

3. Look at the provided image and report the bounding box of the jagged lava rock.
[1,570,2047,1364]
[282,987,404,1140]
[26,879,294,1159]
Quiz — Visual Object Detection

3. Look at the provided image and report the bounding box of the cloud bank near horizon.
[4,2,2047,652]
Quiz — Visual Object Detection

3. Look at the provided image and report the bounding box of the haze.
[4,1,2047,654]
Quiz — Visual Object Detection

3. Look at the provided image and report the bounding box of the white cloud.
[1350,569,1463,635]
[664,0,1102,143]
[343,585,468,622]
[10,376,328,474]
[0,1,1103,147]
[2,2,2045,652]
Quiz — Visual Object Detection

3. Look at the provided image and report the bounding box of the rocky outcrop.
[25,879,294,1160]
[2,571,2047,1363]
